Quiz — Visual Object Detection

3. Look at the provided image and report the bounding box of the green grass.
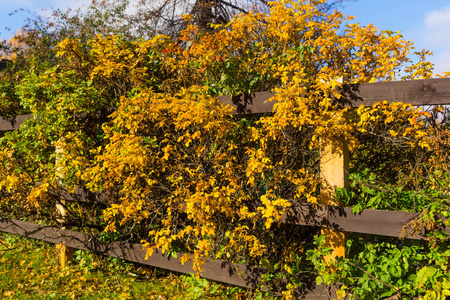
[0,233,275,299]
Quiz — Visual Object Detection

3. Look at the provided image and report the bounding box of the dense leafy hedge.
[1,0,449,298]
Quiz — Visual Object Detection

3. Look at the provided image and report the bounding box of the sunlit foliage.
[0,0,449,298]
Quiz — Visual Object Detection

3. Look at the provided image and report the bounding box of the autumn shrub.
[1,0,450,298]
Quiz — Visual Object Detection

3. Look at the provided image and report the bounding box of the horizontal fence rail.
[0,114,34,131]
[0,212,426,299]
[0,218,340,299]
[11,186,436,239]
[2,78,450,131]
[17,186,440,240]
[218,78,450,115]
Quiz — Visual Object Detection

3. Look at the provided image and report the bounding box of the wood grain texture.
[51,190,435,240]
[355,78,450,106]
[0,218,265,288]
[283,202,434,240]
[2,78,450,129]
[0,218,322,295]
[219,79,450,115]
[218,91,276,115]
[0,215,432,298]
[0,114,35,131]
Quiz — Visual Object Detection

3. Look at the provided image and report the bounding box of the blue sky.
[340,0,450,75]
[0,0,89,37]
[1,0,450,74]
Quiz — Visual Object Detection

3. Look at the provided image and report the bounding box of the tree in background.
[0,0,355,116]
[102,0,354,35]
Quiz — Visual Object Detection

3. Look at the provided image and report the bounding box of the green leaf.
[379,290,396,298]
[352,203,364,214]
[284,264,293,274]
[260,258,270,268]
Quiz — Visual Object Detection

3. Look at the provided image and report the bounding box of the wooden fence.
[1,78,449,299]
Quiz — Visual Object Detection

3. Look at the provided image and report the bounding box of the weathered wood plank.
[218,91,276,115]
[53,186,432,240]
[0,218,327,295]
[0,114,35,131]
[2,78,450,128]
[283,202,436,240]
[326,205,426,238]
[356,78,450,106]
[2,217,422,298]
[290,203,434,239]
[0,218,261,287]
[2,183,436,240]
[55,143,75,267]
[319,128,349,260]
[221,78,450,115]
[34,184,439,240]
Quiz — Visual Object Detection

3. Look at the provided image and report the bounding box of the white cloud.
[422,6,450,48]
[52,0,90,10]
[407,5,450,74]
[37,0,90,18]
[424,6,450,28]
[432,50,450,75]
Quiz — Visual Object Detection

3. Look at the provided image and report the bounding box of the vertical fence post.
[320,138,348,262]
[55,142,74,267]
[320,77,349,264]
